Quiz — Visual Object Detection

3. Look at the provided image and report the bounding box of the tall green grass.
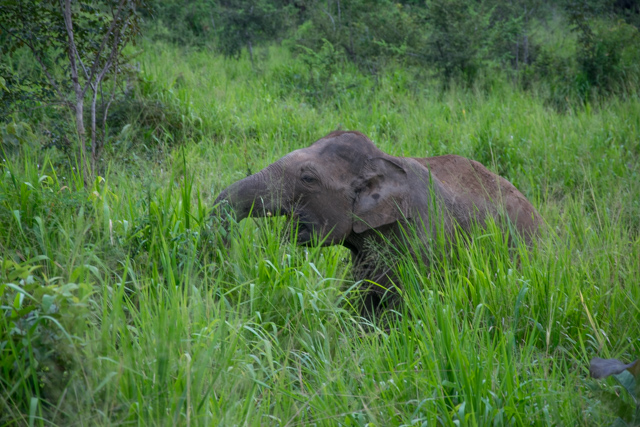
[1,42,639,425]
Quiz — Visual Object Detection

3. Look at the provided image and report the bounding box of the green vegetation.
[2,2,640,425]
[0,0,148,181]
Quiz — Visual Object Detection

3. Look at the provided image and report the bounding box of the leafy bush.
[144,0,640,102]
[575,20,640,97]
[287,0,542,88]
[422,0,490,85]
[0,257,92,420]
[289,0,424,74]
[534,3,640,109]
[280,38,346,101]
[148,0,294,64]
[0,58,58,121]
[148,0,217,46]
[103,74,204,155]
[0,120,37,155]
[1,0,149,183]
[215,0,294,62]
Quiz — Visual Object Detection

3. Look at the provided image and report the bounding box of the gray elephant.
[213,131,540,313]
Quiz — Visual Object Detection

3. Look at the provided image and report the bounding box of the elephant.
[213,130,541,314]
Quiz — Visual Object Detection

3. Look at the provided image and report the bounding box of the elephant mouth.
[282,210,314,245]
[295,222,315,245]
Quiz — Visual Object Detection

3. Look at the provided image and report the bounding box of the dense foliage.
[0,0,149,182]
[1,1,639,425]
[147,0,640,99]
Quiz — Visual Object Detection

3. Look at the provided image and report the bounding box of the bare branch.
[83,0,128,98]
[90,82,99,172]
[76,53,94,91]
[96,19,130,88]
[91,12,130,173]
[60,0,84,98]
[320,8,336,34]
[101,0,121,141]
[101,65,118,150]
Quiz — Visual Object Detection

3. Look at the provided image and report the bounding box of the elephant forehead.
[301,148,360,179]
[278,150,345,178]
[277,132,383,179]
[311,137,379,168]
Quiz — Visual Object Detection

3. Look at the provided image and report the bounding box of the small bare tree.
[1,0,147,185]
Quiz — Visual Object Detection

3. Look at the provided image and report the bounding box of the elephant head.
[213,131,438,248]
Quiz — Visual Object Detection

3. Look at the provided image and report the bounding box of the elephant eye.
[301,175,317,184]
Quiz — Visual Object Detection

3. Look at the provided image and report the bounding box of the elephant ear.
[353,157,412,233]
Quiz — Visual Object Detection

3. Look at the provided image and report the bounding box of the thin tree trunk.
[90,83,99,175]
[523,5,530,66]
[62,0,90,185]
[101,65,119,155]
[515,37,519,86]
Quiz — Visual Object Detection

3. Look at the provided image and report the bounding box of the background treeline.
[2,0,640,163]
[150,0,640,105]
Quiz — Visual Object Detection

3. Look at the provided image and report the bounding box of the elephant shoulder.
[416,154,541,238]
[413,154,506,208]
[413,155,492,187]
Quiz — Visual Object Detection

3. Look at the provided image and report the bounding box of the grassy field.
[1,42,640,425]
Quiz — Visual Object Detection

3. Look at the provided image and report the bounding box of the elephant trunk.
[213,161,287,222]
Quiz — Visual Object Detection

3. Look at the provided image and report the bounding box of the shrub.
[102,74,203,158]
[289,0,424,74]
[575,20,640,97]
[0,257,92,420]
[147,0,217,46]
[0,120,38,155]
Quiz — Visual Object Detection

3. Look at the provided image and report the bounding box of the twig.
[82,0,128,98]
[321,8,336,34]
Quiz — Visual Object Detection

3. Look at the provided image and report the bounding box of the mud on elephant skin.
[212,130,541,313]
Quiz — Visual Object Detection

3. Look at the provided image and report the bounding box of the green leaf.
[613,370,638,403]
[28,396,38,427]
[3,283,38,303]
[13,292,24,310]
[42,294,55,313]
[610,417,629,427]
[12,209,22,232]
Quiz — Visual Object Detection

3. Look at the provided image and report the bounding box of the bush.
[575,20,640,97]
[0,257,92,420]
[146,0,217,46]
[148,0,295,64]
[0,120,38,155]
[289,0,424,74]
[534,17,640,110]
[287,0,546,89]
[215,0,294,62]
[422,0,489,85]
[102,74,204,157]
